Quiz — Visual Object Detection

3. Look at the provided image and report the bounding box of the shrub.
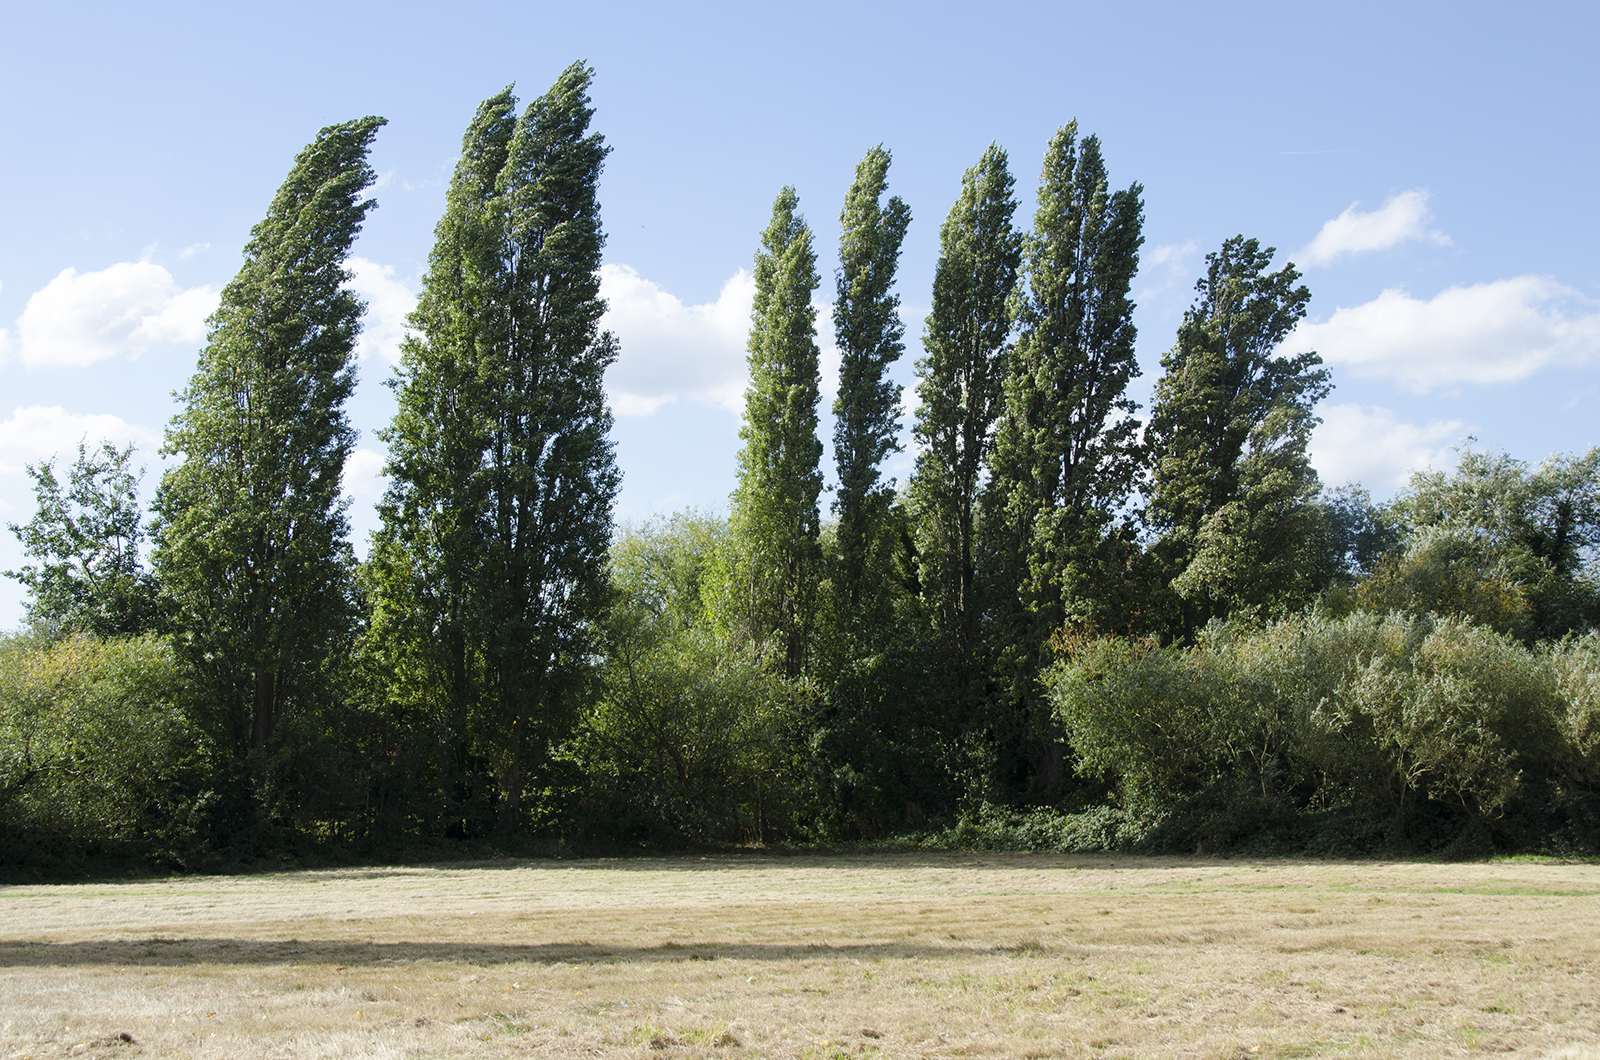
[572,512,804,845]
[1047,611,1577,837]
[0,632,209,866]
[1551,634,1600,786]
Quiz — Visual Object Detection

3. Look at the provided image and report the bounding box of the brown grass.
[2,853,1598,1058]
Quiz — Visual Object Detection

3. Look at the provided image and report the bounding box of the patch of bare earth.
[1,854,1598,1058]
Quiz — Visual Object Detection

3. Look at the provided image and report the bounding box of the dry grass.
[2,853,1598,1059]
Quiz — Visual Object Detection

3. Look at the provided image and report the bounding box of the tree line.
[5,62,1599,868]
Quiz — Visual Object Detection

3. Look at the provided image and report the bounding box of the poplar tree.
[1145,236,1330,633]
[728,187,823,680]
[982,124,1144,794]
[153,116,383,764]
[372,65,619,834]
[832,146,911,623]
[909,145,1023,665]
[368,89,517,829]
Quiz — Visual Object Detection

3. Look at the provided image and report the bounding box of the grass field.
[2,853,1598,1059]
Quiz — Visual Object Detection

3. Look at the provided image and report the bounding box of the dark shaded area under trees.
[6,62,1600,877]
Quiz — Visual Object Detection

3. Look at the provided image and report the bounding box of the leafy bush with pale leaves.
[1550,634,1600,786]
[1048,611,1577,824]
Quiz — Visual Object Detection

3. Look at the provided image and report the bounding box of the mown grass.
[2,853,1598,1058]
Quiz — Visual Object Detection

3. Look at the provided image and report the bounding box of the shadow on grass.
[0,849,1255,888]
[0,936,1038,968]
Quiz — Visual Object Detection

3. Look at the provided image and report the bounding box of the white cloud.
[341,447,388,504]
[178,242,211,259]
[1290,275,1600,392]
[14,262,217,368]
[1146,241,1200,270]
[1135,240,1201,314]
[1310,403,1466,493]
[0,406,157,475]
[600,264,755,416]
[345,257,417,365]
[1297,189,1450,267]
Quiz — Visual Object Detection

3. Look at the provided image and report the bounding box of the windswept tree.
[982,124,1144,796]
[371,64,619,834]
[367,88,517,833]
[1145,236,1331,632]
[6,440,158,638]
[909,145,1023,667]
[153,116,384,768]
[726,187,824,680]
[832,146,912,627]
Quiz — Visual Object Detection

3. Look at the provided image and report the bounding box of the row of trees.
[5,61,1600,864]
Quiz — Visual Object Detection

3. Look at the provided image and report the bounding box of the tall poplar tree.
[728,187,823,680]
[982,124,1144,795]
[1145,236,1330,633]
[153,115,383,766]
[372,64,619,834]
[909,145,1023,666]
[832,145,911,624]
[367,89,517,829]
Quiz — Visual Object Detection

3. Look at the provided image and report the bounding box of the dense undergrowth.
[7,611,1600,881]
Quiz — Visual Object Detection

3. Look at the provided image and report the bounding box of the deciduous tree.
[982,124,1144,796]
[1145,236,1330,632]
[153,115,384,764]
[727,187,824,680]
[371,65,619,834]
[6,440,157,637]
[832,146,912,626]
[909,145,1022,666]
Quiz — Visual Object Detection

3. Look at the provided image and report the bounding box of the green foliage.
[364,88,518,839]
[876,803,1142,854]
[16,100,1600,868]
[6,441,158,638]
[370,65,619,835]
[1048,612,1579,842]
[0,632,207,865]
[980,123,1145,800]
[726,186,824,679]
[811,148,936,838]
[1145,237,1332,633]
[909,144,1023,667]
[153,115,383,773]
[832,145,911,628]
[1357,527,1532,637]
[579,513,800,843]
[1371,447,1600,640]
[1551,634,1600,786]
[1321,482,1401,582]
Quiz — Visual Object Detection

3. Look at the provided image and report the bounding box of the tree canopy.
[8,84,1597,865]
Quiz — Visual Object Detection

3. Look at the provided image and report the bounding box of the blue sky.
[2,1,1597,627]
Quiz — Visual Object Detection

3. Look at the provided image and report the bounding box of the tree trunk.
[250,668,277,750]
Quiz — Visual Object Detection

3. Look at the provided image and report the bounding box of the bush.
[1336,616,1563,817]
[0,632,210,868]
[1356,527,1531,639]
[1551,634,1600,786]
[1047,611,1584,848]
[572,513,804,845]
